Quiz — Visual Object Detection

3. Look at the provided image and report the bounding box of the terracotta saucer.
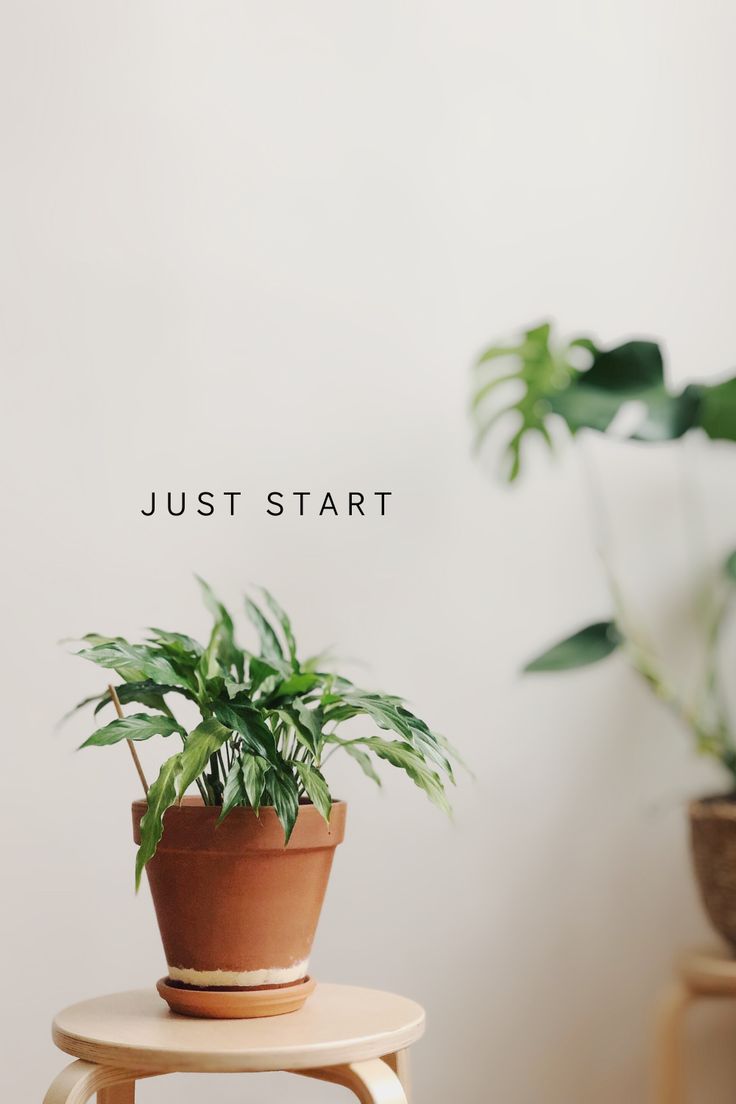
[156,976,316,1019]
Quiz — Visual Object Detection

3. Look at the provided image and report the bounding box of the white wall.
[2,2,736,1101]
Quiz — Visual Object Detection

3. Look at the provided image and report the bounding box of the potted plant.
[66,581,457,1018]
[471,321,736,948]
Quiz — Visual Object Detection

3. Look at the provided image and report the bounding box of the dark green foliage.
[472,321,736,480]
[68,582,457,885]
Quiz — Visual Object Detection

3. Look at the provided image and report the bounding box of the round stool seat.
[52,983,426,1074]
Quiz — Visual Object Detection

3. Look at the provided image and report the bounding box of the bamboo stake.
[108,684,149,796]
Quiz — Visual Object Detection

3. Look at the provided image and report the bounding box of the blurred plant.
[471,321,736,783]
[65,581,458,885]
[471,321,736,482]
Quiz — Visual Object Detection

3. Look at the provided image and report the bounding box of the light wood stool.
[43,983,424,1104]
[653,946,736,1104]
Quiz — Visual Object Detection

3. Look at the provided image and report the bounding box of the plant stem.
[621,635,727,759]
[576,445,734,767]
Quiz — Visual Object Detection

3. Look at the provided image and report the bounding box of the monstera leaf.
[472,322,736,480]
[696,378,736,441]
[471,322,577,480]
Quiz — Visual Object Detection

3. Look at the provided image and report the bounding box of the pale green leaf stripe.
[80,713,182,748]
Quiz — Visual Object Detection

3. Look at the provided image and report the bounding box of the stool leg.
[652,982,692,1104]
[42,1061,154,1104]
[297,1059,408,1103]
[383,1050,411,1101]
[98,1086,135,1104]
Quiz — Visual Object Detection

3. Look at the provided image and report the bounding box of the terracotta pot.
[690,795,736,949]
[132,797,346,1016]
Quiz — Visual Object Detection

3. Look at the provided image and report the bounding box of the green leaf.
[212,700,280,764]
[725,551,736,582]
[471,321,573,481]
[339,690,414,741]
[476,344,520,365]
[196,577,235,638]
[80,712,183,748]
[218,757,246,821]
[69,633,127,647]
[549,384,635,434]
[303,649,338,673]
[58,691,106,724]
[293,762,332,823]
[259,588,298,667]
[175,719,231,799]
[550,341,667,436]
[568,337,598,357]
[245,596,284,662]
[246,654,289,691]
[199,623,224,683]
[362,737,450,813]
[471,325,695,477]
[92,680,185,717]
[146,629,203,657]
[77,642,190,689]
[524,621,621,672]
[342,743,382,786]
[695,377,736,442]
[470,372,519,413]
[241,754,268,813]
[196,576,243,680]
[631,385,702,442]
[398,711,456,781]
[270,673,322,700]
[634,376,736,443]
[581,340,664,391]
[135,753,182,888]
[264,769,299,843]
[277,699,323,757]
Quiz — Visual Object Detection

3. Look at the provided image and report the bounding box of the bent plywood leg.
[98,1085,136,1104]
[43,1061,154,1104]
[652,982,691,1104]
[298,1059,408,1104]
[383,1050,411,1101]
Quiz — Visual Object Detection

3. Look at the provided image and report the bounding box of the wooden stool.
[43,983,424,1104]
[653,946,736,1104]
